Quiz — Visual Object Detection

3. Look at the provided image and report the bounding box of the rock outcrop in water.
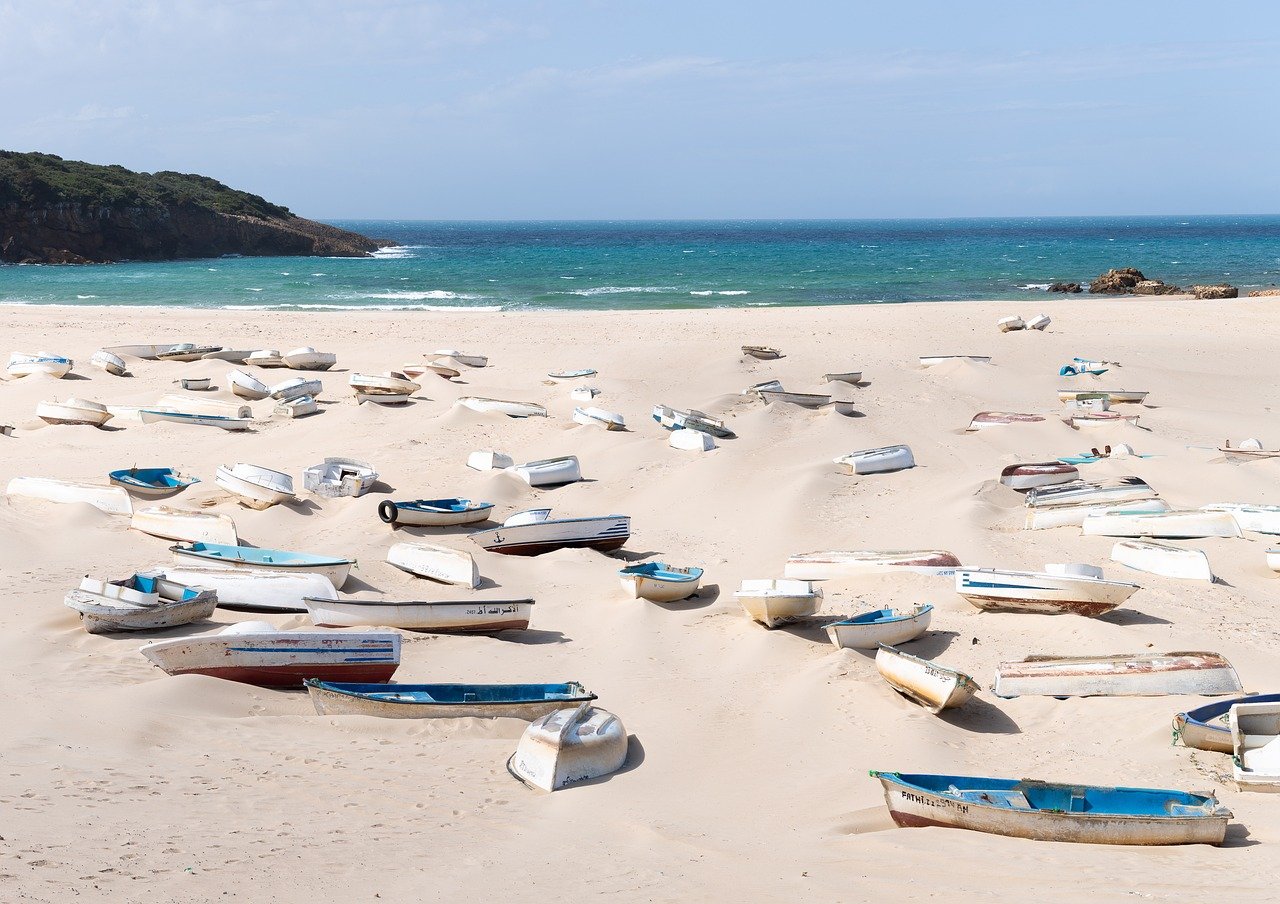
[1132,279,1180,295]
[1191,284,1238,299]
[0,151,382,264]
[1048,282,1083,293]
[1089,268,1147,294]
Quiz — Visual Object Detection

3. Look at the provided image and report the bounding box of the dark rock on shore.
[1247,287,1280,297]
[1191,284,1238,300]
[1089,268,1146,294]
[1048,282,1083,293]
[1133,279,1180,295]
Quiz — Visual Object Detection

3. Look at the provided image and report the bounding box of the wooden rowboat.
[741,345,782,359]
[999,462,1079,491]
[955,568,1138,617]
[993,652,1243,698]
[306,679,594,720]
[303,596,532,632]
[65,572,217,634]
[170,542,353,589]
[378,498,494,527]
[825,605,932,650]
[875,645,978,712]
[618,563,703,602]
[966,411,1045,431]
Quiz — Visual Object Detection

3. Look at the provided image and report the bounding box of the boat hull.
[875,645,977,713]
[140,631,400,687]
[65,589,217,634]
[1082,510,1240,539]
[471,516,631,556]
[618,571,702,603]
[6,477,132,515]
[508,706,628,792]
[835,445,915,475]
[1174,694,1280,753]
[825,606,932,649]
[379,500,493,526]
[994,652,1243,698]
[955,569,1137,617]
[304,598,532,632]
[784,550,961,578]
[735,580,820,628]
[1111,540,1213,582]
[307,681,592,719]
[170,547,352,590]
[160,566,337,612]
[386,542,480,588]
[131,506,238,545]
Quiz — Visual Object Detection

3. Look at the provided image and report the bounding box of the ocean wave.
[329,290,487,301]
[1019,283,1052,291]
[690,290,752,296]
[561,286,678,297]
[233,302,503,312]
[76,294,99,299]
[370,245,418,259]
[746,302,778,306]
[245,287,263,292]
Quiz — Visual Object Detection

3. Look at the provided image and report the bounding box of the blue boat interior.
[876,772,1218,816]
[404,498,491,512]
[619,562,703,582]
[312,681,593,704]
[182,542,337,565]
[110,467,198,489]
[117,572,201,601]
[831,605,931,627]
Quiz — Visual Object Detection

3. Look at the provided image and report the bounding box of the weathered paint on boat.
[1173,694,1280,753]
[875,645,978,713]
[1111,539,1213,582]
[955,568,1138,617]
[508,704,629,792]
[304,596,532,632]
[734,579,821,627]
[825,605,932,650]
[993,652,1243,698]
[784,550,961,579]
[306,679,594,719]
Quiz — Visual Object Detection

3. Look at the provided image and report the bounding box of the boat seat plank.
[947,788,1033,809]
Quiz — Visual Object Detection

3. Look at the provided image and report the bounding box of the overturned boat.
[784,549,961,579]
[955,568,1138,617]
[508,703,629,792]
[993,652,1243,698]
[470,509,630,556]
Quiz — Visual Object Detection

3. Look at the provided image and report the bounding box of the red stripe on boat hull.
[482,537,628,557]
[164,662,398,687]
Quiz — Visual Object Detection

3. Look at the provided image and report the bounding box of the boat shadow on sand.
[1222,824,1260,848]
[650,584,720,611]
[1096,608,1172,627]
[937,696,1021,735]
[495,628,569,645]
[550,735,646,791]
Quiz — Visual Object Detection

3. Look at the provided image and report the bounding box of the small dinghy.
[875,645,978,713]
[303,457,377,498]
[1200,503,1280,535]
[157,344,221,362]
[90,350,127,376]
[456,397,548,418]
[1174,694,1280,753]
[508,703,629,792]
[569,386,599,401]
[471,509,631,556]
[245,348,284,367]
[140,622,400,687]
[304,596,532,632]
[201,349,253,363]
[784,550,961,579]
[466,450,515,471]
[741,345,782,359]
[1220,438,1280,460]
[177,377,211,391]
[669,428,716,451]
[307,679,593,719]
[966,411,1045,431]
[1059,389,1148,404]
[651,404,734,438]
[131,505,238,546]
[379,498,495,527]
[511,455,582,487]
[36,398,112,427]
[999,462,1080,491]
[156,395,252,419]
[282,347,336,370]
[1060,362,1108,376]
[758,389,831,409]
[919,355,991,367]
[228,369,271,400]
[1057,444,1148,465]
[274,395,319,418]
[1071,411,1140,429]
[869,772,1230,845]
[1231,703,1280,792]
[65,572,217,634]
[434,348,488,368]
[158,565,337,612]
[349,371,420,404]
[7,352,73,378]
[618,562,703,602]
[101,344,185,360]
[734,579,821,628]
[400,362,456,380]
[1027,497,1169,530]
[955,568,1138,617]
[1082,508,1241,539]
[834,445,915,475]
[171,542,353,589]
[825,605,932,650]
[993,652,1243,698]
[1111,539,1213,582]
[270,376,322,402]
[6,477,132,515]
[998,315,1025,332]
[109,467,199,498]
[139,409,252,430]
[215,463,296,509]
[386,541,480,588]
[1025,476,1156,509]
[549,368,597,380]
[1026,313,1051,330]
[572,406,625,430]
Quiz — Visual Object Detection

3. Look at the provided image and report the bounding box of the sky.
[2,1,1278,219]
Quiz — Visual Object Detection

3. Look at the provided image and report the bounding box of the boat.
[508,703,628,792]
[102,343,187,360]
[434,348,487,368]
[131,505,238,545]
[1071,411,1140,429]
[1231,702,1280,792]
[400,362,458,380]
[140,622,400,687]
[998,315,1025,332]
[824,605,933,650]
[1025,477,1156,509]
[1057,444,1150,465]
[158,565,337,612]
[618,562,703,602]
[139,410,252,430]
[569,386,599,401]
[36,398,112,427]
[177,377,212,391]
[64,571,217,634]
[170,542,353,588]
[108,467,199,498]
[303,596,532,632]
[349,371,420,403]
[734,579,821,627]
[1063,395,1110,413]
[511,456,582,487]
[270,376,322,401]
[1081,509,1241,539]
[834,445,915,475]
[992,652,1243,698]
[651,404,734,438]
[955,568,1138,617]
[919,355,991,367]
[466,450,514,471]
[274,395,318,418]
[379,498,494,527]
[1173,694,1280,753]
[572,406,626,430]
[784,550,961,579]
[90,350,127,376]
[282,347,336,370]
[155,395,252,419]
[1220,439,1280,460]
[386,541,479,588]
[758,389,831,409]
[1200,503,1280,535]
[215,463,296,509]
[157,344,221,362]
[1027,497,1170,530]
[868,772,1230,845]
[741,345,782,359]
[5,477,132,515]
[1059,389,1149,404]
[456,397,548,418]
[471,509,631,556]
[669,429,716,451]
[1026,313,1051,330]
[303,457,378,498]
[201,349,253,363]
[822,371,863,384]
[1000,462,1080,491]
[875,645,978,713]
[1060,363,1108,376]
[549,368,597,380]
[1268,548,1280,572]
[7,352,73,378]
[966,411,1045,431]
[307,679,593,720]
[245,349,284,367]
[1111,539,1213,582]
[1,425,13,436]
[228,370,271,400]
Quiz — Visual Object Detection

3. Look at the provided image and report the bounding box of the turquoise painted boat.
[170,542,353,588]
[109,467,200,498]
[306,679,596,719]
[618,562,704,602]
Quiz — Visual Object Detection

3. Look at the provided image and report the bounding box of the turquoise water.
[2,217,1278,311]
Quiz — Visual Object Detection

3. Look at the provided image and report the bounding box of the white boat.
[274,395,319,418]
[153,394,252,418]
[822,371,863,384]
[90,350,127,376]
[1025,497,1170,530]
[228,369,271,400]
[401,361,460,380]
[201,349,253,363]
[920,355,991,367]
[741,345,782,359]
[511,456,582,487]
[65,572,217,634]
[783,550,961,579]
[139,622,400,687]
[734,579,821,628]
[245,349,284,367]
[549,368,597,380]
[569,386,600,401]
[157,344,221,362]
[434,349,487,368]
[470,509,630,556]
[998,315,1025,332]
[1111,539,1213,582]
[304,596,532,632]
[1026,313,1051,330]
[387,541,480,588]
[954,568,1138,617]
[758,389,831,409]
[875,645,979,713]
[303,457,378,498]
[139,409,254,430]
[349,371,420,403]
[1063,395,1110,412]
[282,347,336,370]
[1071,411,1140,429]
[7,351,73,378]
[1231,703,1280,792]
[966,411,1045,431]
[999,462,1080,491]
[1082,509,1241,539]
[1220,439,1280,460]
[176,377,211,391]
[993,652,1243,698]
[102,343,185,360]
[618,563,704,602]
[215,463,296,509]
[378,498,495,527]
[508,703,628,792]
[1025,477,1157,509]
[456,397,548,418]
[651,404,735,438]
[170,543,353,590]
[825,605,933,650]
[36,398,113,427]
[131,506,238,545]
[669,429,716,451]
[1043,562,1105,579]
[1057,389,1149,404]
[270,376,322,401]
[572,406,626,430]
[834,445,915,475]
[1201,503,1280,535]
[158,566,337,612]
[5,477,132,515]
[466,450,515,471]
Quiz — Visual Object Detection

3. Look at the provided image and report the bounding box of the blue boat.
[1059,364,1108,377]
[170,542,353,588]
[1058,447,1155,465]
[824,604,933,649]
[378,497,494,527]
[1173,693,1280,753]
[305,679,596,720]
[870,771,1231,845]
[618,562,704,602]
[108,467,200,497]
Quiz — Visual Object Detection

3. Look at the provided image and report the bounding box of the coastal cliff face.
[0,151,381,264]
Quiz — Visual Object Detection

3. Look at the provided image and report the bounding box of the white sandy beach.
[5,297,1280,902]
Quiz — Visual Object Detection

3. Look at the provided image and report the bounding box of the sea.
[2,217,1278,311]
